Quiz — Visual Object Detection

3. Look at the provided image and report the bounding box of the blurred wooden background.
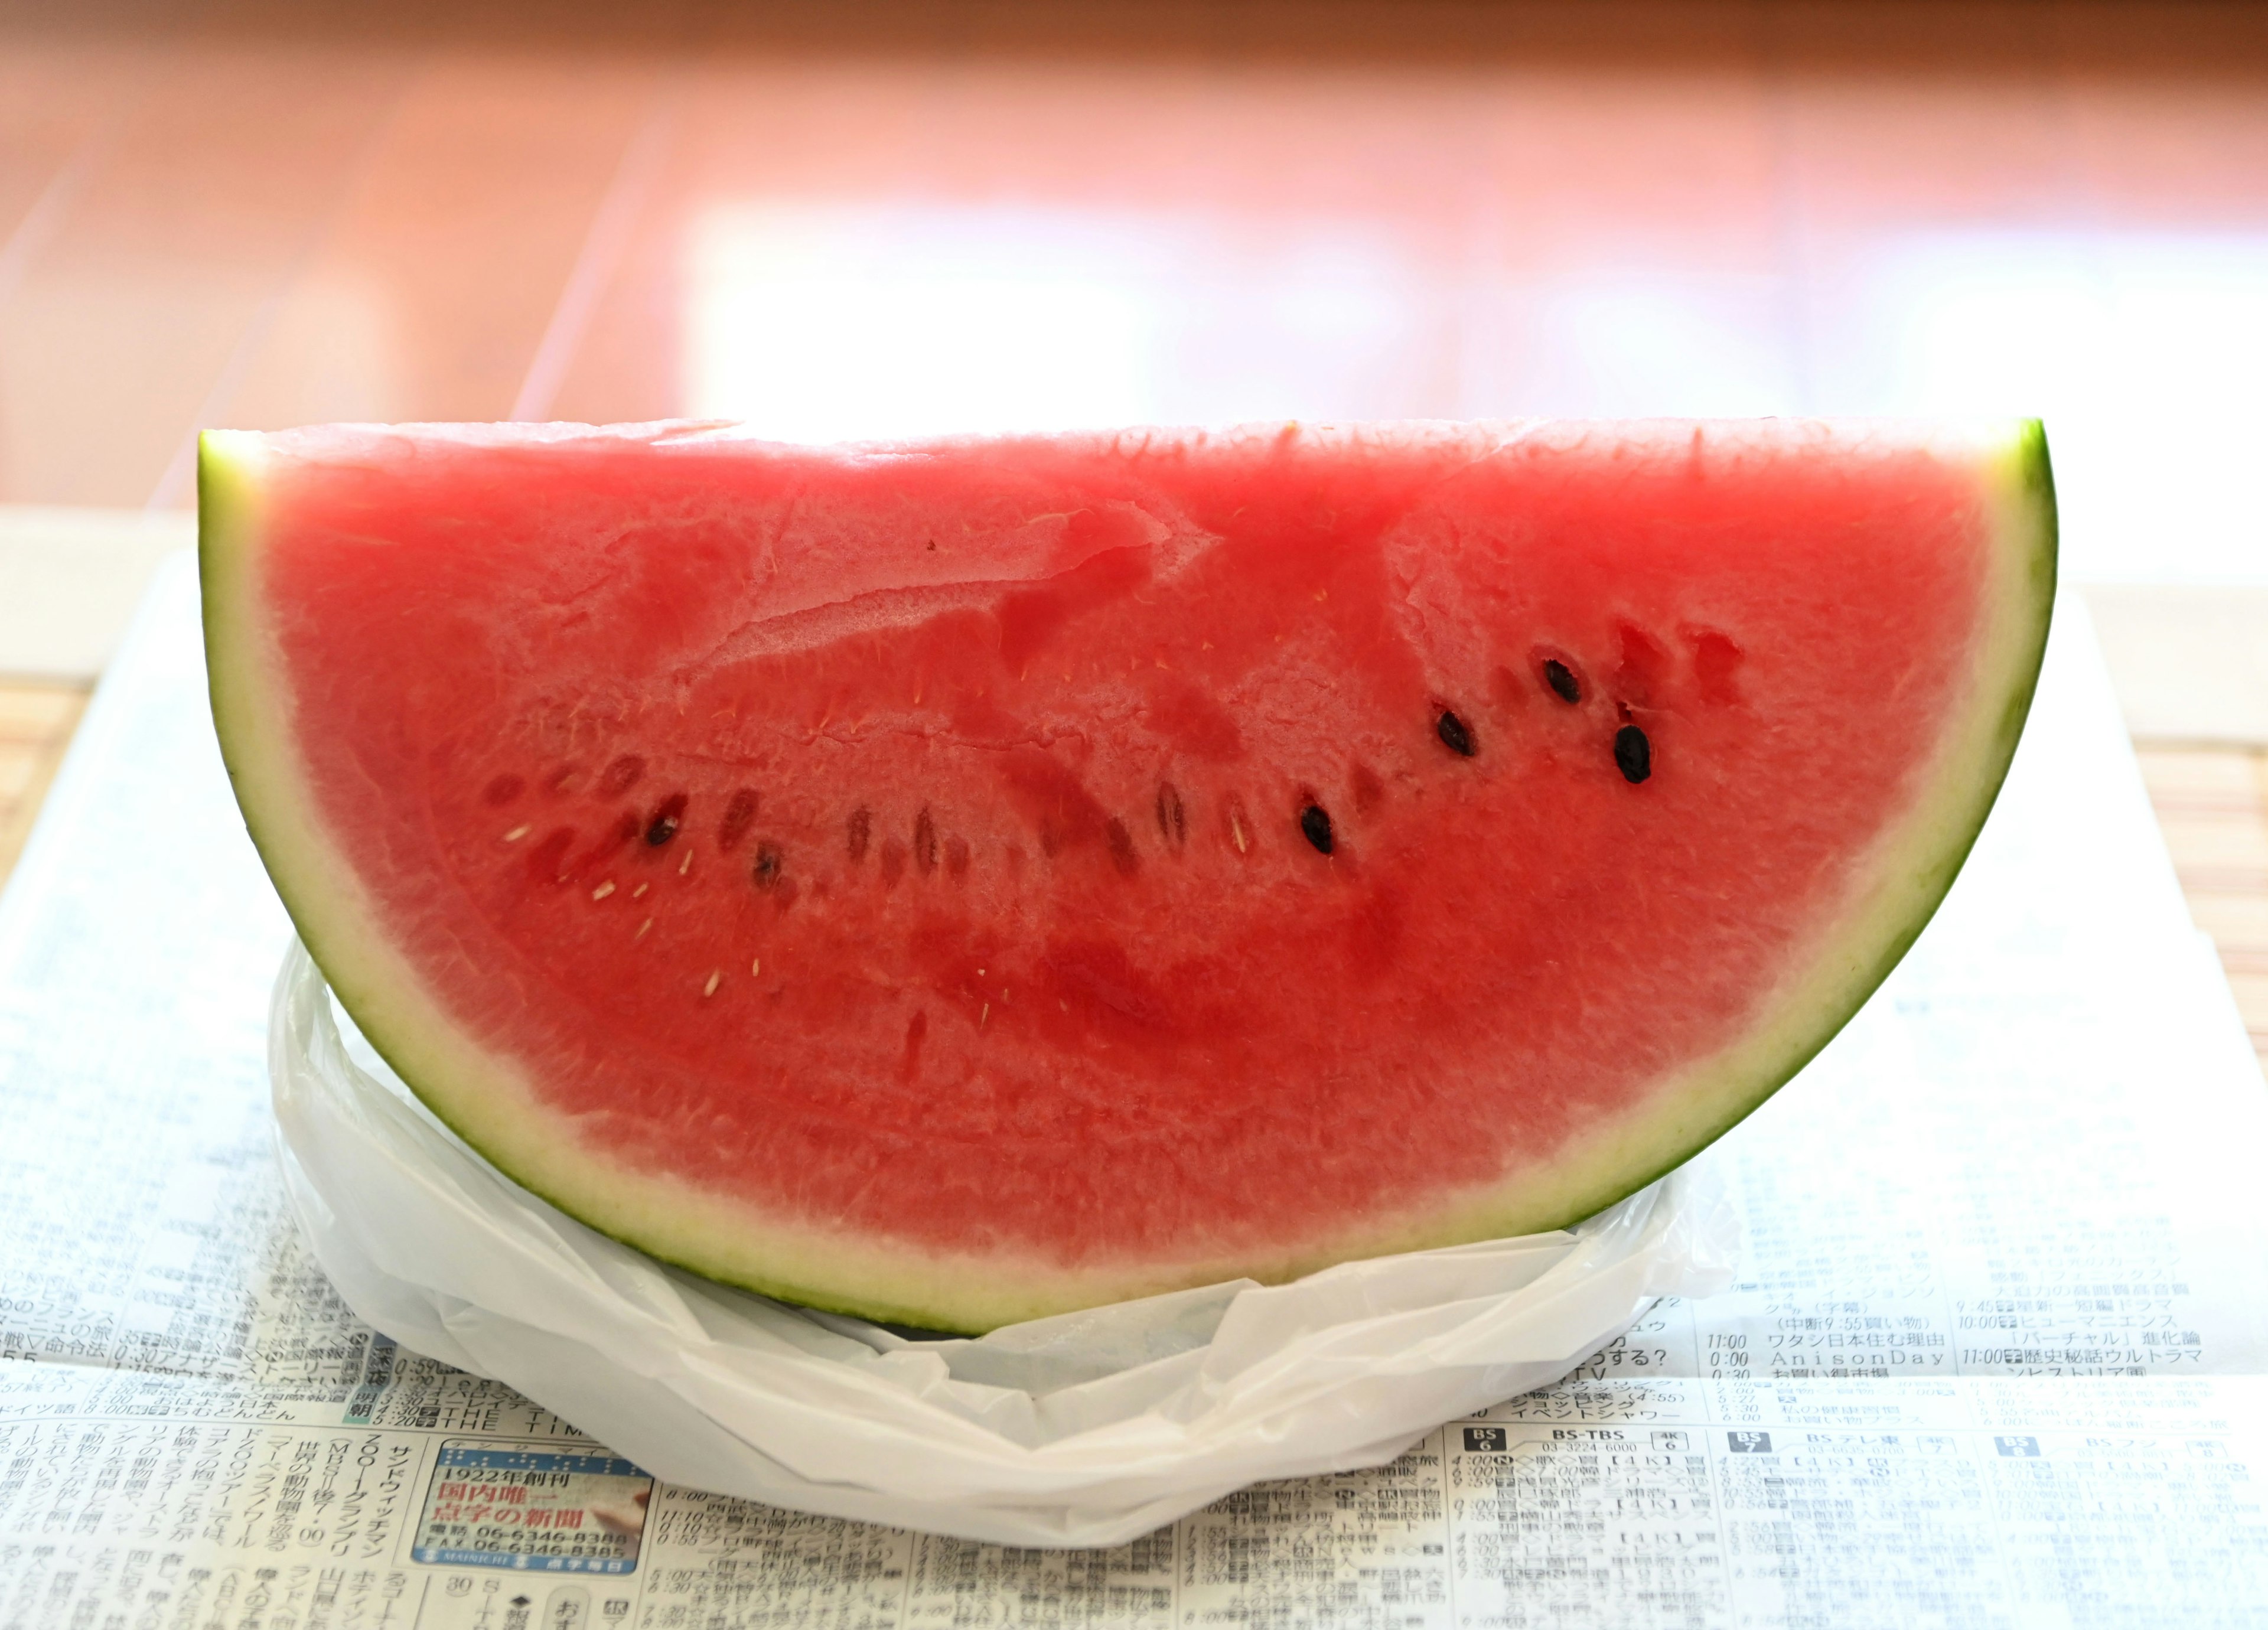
[0,0,2263,1067]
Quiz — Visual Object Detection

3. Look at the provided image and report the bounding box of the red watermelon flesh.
[200,419,2053,1332]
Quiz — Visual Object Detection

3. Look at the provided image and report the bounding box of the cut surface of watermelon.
[201,418,2053,1332]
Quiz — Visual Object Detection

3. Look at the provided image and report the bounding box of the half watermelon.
[201,419,2053,1333]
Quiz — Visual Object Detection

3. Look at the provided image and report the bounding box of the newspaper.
[5,556,2268,1624]
[5,1361,2265,1628]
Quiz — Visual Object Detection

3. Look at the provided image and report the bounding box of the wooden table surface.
[5,2,2267,530]
[3,0,2266,1068]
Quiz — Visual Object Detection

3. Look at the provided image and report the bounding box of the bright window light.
[1848,230,2268,584]
[686,202,1437,441]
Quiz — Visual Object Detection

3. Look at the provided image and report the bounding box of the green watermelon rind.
[1547,419,2057,1219]
[201,420,2056,1334]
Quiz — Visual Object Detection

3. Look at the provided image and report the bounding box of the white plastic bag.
[271,941,1739,1547]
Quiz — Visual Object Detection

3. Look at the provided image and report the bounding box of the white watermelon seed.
[503,824,531,842]
[980,1003,990,1028]
[679,849,693,875]
[636,918,653,940]
[703,970,721,997]
[632,883,650,899]
[591,881,615,901]
[750,957,761,977]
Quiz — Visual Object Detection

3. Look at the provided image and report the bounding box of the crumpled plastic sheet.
[271,941,1742,1547]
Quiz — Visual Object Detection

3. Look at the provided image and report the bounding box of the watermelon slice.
[200,419,2053,1334]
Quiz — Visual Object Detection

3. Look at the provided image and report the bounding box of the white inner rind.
[201,422,2054,1334]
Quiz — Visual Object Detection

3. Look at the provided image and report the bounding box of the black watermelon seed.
[752,843,784,889]
[1299,803,1335,856]
[1614,724,1652,784]
[644,792,688,846]
[914,807,939,875]
[845,805,871,862]
[598,754,646,796]
[1542,660,1581,705]
[718,788,759,850]
[1436,709,1475,757]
